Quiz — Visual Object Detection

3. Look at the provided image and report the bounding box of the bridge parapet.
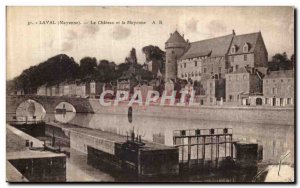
[6,95,94,115]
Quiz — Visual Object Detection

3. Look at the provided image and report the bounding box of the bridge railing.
[6,115,44,125]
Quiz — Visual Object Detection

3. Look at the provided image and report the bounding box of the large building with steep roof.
[165,30,268,82]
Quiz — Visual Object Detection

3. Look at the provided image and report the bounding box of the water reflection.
[54,102,76,123]
[15,99,46,119]
[67,148,115,182]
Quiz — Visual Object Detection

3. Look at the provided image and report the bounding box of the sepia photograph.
[6,6,295,183]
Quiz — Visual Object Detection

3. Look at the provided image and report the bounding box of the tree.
[79,57,97,79]
[95,59,118,82]
[268,52,293,71]
[142,45,166,73]
[125,48,138,64]
[12,54,80,93]
[290,54,295,70]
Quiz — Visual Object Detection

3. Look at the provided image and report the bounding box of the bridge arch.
[7,95,94,118]
[13,99,46,122]
[54,102,76,123]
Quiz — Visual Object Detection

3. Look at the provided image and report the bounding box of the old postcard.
[6,6,295,183]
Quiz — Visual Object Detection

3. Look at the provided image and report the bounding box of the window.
[172,50,175,54]
[181,74,184,78]
[184,63,186,68]
[265,98,269,104]
[244,54,247,61]
[243,44,248,52]
[281,79,283,82]
[218,67,221,73]
[231,46,236,54]
[185,73,187,77]
[235,65,239,71]
[280,98,284,106]
[287,98,291,105]
[204,68,207,73]
[229,95,232,102]
[195,61,197,66]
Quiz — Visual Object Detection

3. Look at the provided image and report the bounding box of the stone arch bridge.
[7,95,94,115]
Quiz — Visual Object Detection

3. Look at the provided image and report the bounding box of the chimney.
[232,29,236,35]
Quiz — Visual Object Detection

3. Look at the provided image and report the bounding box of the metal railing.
[173,128,234,168]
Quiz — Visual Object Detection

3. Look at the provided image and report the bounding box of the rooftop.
[166,30,186,43]
[264,70,294,79]
[181,34,233,60]
[229,32,260,55]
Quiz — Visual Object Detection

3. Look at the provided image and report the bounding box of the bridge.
[7,95,94,115]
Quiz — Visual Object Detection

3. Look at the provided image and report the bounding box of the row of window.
[228,94,240,102]
[184,56,224,62]
[227,74,248,81]
[269,85,293,94]
[181,71,202,78]
[231,43,249,54]
[180,65,222,74]
[229,54,248,62]
[180,58,222,68]
[265,97,293,106]
[180,55,247,69]
[265,79,292,83]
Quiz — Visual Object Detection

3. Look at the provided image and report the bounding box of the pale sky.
[7,6,294,80]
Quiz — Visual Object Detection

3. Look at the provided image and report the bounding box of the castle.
[165,30,268,82]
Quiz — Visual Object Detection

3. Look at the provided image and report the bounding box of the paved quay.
[6,124,66,182]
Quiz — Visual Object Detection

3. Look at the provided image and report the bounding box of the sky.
[7,6,294,80]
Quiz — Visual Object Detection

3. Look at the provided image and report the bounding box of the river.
[12,100,295,182]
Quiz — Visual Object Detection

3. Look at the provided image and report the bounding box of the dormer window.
[231,45,236,54]
[243,43,249,52]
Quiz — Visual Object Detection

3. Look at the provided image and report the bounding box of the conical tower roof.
[166,30,186,43]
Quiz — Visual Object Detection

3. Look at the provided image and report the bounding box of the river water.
[53,111,294,182]
[13,100,295,182]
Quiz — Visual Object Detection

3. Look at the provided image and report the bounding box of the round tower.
[165,30,187,82]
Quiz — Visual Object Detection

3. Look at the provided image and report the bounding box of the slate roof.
[179,31,262,60]
[166,30,186,43]
[180,34,234,60]
[228,32,260,55]
[264,70,294,79]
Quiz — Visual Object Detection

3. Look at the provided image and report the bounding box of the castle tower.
[165,30,188,81]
